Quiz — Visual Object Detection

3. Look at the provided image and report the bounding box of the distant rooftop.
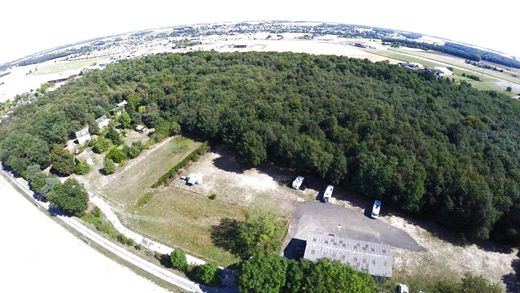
[303,233,392,277]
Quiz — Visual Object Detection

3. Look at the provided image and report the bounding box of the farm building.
[399,62,424,70]
[432,67,453,77]
[76,150,94,166]
[303,233,393,277]
[75,127,91,145]
[96,115,110,129]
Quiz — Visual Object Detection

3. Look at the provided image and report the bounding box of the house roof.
[303,233,393,277]
[96,115,109,124]
[76,150,93,162]
[75,126,90,138]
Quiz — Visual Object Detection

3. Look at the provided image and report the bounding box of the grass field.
[33,56,110,75]
[99,136,245,265]
[368,49,515,96]
[100,136,201,206]
[126,188,245,265]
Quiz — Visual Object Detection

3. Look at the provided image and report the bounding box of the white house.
[75,127,91,144]
[96,115,110,129]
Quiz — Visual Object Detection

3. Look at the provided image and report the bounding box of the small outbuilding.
[96,115,110,129]
[76,150,94,166]
[75,127,91,145]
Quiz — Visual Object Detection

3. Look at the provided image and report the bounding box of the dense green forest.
[1,51,520,244]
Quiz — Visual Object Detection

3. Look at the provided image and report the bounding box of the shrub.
[74,160,91,175]
[103,157,116,175]
[189,263,221,286]
[107,147,128,163]
[170,249,188,272]
[93,137,112,153]
[152,142,210,187]
[209,193,217,200]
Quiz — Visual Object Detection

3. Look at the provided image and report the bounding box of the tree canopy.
[238,255,377,293]
[47,178,89,215]
[2,51,520,244]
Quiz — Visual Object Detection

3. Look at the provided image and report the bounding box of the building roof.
[75,126,90,138]
[303,233,393,277]
[96,115,109,124]
[76,150,93,162]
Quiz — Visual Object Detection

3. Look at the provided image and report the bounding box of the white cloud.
[0,0,518,63]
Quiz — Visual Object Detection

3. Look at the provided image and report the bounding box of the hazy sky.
[1,0,518,64]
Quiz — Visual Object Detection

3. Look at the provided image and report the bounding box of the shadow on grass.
[210,218,242,256]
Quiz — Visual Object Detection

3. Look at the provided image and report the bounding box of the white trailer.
[322,185,334,203]
[292,176,304,189]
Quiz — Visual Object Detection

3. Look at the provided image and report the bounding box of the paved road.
[289,201,423,251]
[0,163,202,293]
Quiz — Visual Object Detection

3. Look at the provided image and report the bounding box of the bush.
[93,137,112,153]
[152,142,209,187]
[107,147,128,163]
[103,157,116,175]
[189,263,221,287]
[209,193,217,200]
[211,214,287,259]
[123,141,143,159]
[74,160,91,175]
[170,249,188,272]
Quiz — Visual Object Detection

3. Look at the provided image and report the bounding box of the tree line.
[1,51,520,245]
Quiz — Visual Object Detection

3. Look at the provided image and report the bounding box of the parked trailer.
[292,176,304,189]
[371,200,381,219]
[322,185,334,203]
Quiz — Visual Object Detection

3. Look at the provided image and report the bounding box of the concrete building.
[75,127,91,145]
[303,233,393,277]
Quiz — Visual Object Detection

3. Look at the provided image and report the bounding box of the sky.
[1,0,518,64]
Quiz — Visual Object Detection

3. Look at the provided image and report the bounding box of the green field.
[127,189,244,265]
[100,136,201,206]
[33,56,110,75]
[368,49,514,95]
[100,136,246,265]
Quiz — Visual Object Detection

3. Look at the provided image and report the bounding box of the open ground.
[78,132,518,289]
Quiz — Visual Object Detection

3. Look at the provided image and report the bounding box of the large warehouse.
[303,233,393,277]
